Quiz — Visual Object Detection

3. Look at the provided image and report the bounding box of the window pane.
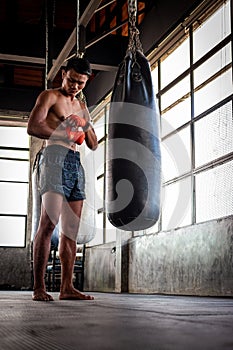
[94,115,105,141]
[194,43,231,88]
[89,213,104,245]
[96,177,104,209]
[0,216,26,247]
[105,104,110,128]
[105,223,116,243]
[0,126,29,148]
[161,97,191,137]
[0,159,29,182]
[196,160,233,223]
[161,76,190,111]
[162,127,191,182]
[194,69,232,117]
[162,176,192,230]
[151,65,159,95]
[161,37,190,88]
[193,1,231,63]
[89,230,104,246]
[144,220,159,234]
[195,102,233,167]
[0,182,28,214]
[95,142,105,178]
[0,149,29,159]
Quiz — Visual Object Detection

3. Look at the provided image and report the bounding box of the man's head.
[62,57,92,96]
[65,57,92,77]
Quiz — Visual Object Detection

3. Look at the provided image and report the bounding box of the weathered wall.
[0,247,32,290]
[84,216,233,297]
[84,242,116,292]
[128,216,233,296]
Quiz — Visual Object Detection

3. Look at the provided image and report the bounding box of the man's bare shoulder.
[40,88,61,96]
[36,88,63,105]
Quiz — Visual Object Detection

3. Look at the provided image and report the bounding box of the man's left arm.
[83,106,98,150]
[84,125,98,150]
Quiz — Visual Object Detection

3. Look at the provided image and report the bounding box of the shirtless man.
[27,57,98,301]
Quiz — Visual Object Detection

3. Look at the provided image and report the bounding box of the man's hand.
[66,126,85,145]
[65,114,87,129]
[64,114,87,145]
[64,114,94,145]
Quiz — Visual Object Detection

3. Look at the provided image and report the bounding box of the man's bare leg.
[32,215,54,301]
[59,200,94,300]
[59,233,94,300]
[32,192,63,301]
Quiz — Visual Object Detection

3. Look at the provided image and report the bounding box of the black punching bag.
[106,33,161,231]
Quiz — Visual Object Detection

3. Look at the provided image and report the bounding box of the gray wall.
[84,216,233,297]
[0,247,31,290]
[84,242,116,292]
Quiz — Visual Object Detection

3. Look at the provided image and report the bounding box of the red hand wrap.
[66,126,85,145]
[67,114,86,128]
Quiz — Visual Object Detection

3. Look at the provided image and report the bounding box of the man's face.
[62,68,88,96]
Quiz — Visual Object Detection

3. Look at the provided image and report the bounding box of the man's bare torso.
[46,88,86,151]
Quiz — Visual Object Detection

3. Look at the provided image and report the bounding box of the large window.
[0,126,29,247]
[152,0,232,231]
[90,0,232,245]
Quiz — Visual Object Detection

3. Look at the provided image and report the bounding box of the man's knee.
[61,221,80,241]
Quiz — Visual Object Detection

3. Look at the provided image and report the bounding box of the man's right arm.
[27,90,66,140]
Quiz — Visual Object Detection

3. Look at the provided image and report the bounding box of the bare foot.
[59,288,94,300]
[32,288,54,301]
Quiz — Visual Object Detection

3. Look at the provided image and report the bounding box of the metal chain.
[127,0,143,55]
[76,0,80,56]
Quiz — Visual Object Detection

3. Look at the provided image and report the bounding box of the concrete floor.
[0,291,233,350]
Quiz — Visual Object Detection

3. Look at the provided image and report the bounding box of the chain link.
[127,0,143,56]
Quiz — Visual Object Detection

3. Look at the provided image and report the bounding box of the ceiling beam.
[0,54,45,65]
[0,53,117,72]
[46,0,102,82]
